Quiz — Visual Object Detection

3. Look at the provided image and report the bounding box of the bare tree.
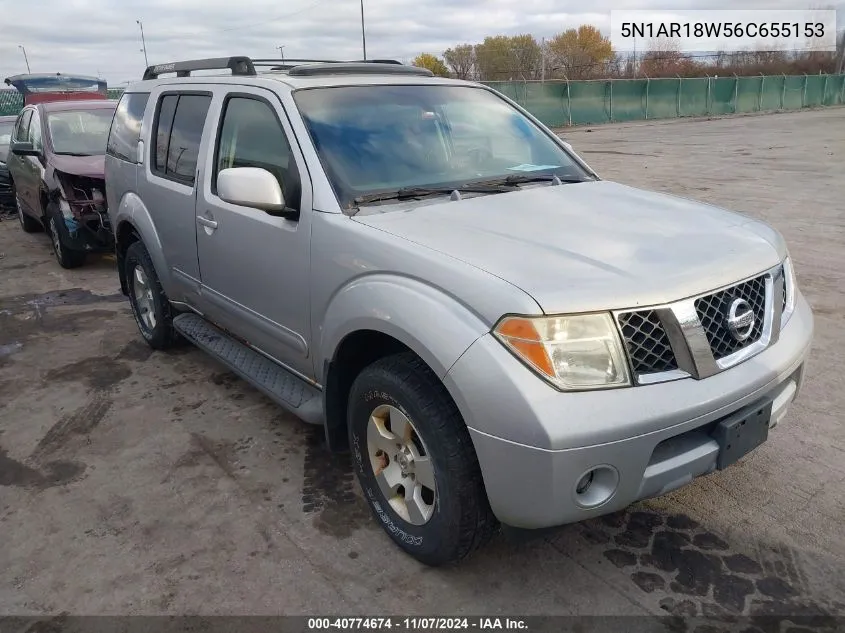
[640,39,689,77]
[444,44,475,80]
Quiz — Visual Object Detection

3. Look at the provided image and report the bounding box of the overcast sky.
[1,0,842,85]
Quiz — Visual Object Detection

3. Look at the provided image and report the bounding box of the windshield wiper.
[487,174,592,187]
[53,151,94,157]
[354,184,509,206]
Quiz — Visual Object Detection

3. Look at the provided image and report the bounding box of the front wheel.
[46,205,86,268]
[348,352,497,566]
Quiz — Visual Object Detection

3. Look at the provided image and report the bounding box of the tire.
[14,188,41,233]
[348,352,497,566]
[124,240,181,350]
[46,204,86,268]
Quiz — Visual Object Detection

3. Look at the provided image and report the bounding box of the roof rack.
[143,56,255,80]
[142,56,428,80]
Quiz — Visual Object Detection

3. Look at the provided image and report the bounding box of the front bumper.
[59,219,114,252]
[57,200,114,252]
[444,293,814,529]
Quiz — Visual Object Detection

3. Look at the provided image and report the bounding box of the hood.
[50,154,105,179]
[353,181,784,314]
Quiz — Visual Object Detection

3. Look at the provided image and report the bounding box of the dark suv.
[5,74,116,268]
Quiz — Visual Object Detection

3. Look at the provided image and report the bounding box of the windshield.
[47,109,115,155]
[293,85,589,209]
[0,121,13,160]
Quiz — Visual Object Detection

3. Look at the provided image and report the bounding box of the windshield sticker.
[507,164,560,172]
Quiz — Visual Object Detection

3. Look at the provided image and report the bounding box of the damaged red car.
[5,73,116,268]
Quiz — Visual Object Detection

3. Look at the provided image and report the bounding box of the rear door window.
[107,92,150,162]
[153,95,178,174]
[152,93,211,185]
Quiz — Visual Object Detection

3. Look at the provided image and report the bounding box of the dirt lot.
[1,109,844,622]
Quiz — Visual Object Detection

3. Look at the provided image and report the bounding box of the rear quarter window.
[107,92,150,162]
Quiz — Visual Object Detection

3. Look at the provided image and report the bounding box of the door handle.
[196,216,218,230]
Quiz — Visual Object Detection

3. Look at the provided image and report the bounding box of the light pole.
[136,19,149,67]
[360,0,367,60]
[277,45,286,61]
[18,45,31,73]
[837,31,845,75]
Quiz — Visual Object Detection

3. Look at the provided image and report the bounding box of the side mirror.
[11,141,40,157]
[217,167,296,218]
[561,141,574,152]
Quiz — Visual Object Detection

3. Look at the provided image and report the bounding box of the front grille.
[694,274,767,360]
[617,310,678,374]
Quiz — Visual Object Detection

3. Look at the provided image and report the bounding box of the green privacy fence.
[0,89,125,116]
[484,74,845,127]
[1,75,842,126]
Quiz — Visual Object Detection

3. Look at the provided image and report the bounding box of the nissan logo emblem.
[725,298,755,342]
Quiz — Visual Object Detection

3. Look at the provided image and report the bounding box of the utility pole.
[633,37,637,78]
[136,19,149,67]
[360,0,367,60]
[18,45,31,73]
[277,45,286,61]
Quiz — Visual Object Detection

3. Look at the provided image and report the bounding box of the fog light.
[572,465,619,509]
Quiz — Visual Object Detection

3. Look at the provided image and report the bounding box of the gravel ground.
[1,108,843,625]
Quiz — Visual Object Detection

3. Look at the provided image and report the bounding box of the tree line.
[412,27,845,81]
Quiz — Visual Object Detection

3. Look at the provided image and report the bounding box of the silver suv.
[105,56,814,565]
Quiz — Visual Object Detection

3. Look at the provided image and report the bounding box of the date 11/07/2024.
[307,618,528,631]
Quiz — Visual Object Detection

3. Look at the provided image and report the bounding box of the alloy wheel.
[132,265,157,330]
[366,404,436,525]
[49,217,63,257]
[16,196,25,230]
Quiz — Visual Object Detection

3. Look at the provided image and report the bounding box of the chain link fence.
[0,75,842,128]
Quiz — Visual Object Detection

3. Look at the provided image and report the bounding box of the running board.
[173,313,323,425]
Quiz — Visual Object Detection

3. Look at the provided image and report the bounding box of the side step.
[173,313,324,425]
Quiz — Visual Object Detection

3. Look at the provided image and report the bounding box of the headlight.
[493,313,631,391]
[782,256,797,325]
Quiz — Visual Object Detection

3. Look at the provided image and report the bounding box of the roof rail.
[288,63,433,77]
[141,56,426,80]
[252,58,342,66]
[142,56,255,80]
[251,58,404,71]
